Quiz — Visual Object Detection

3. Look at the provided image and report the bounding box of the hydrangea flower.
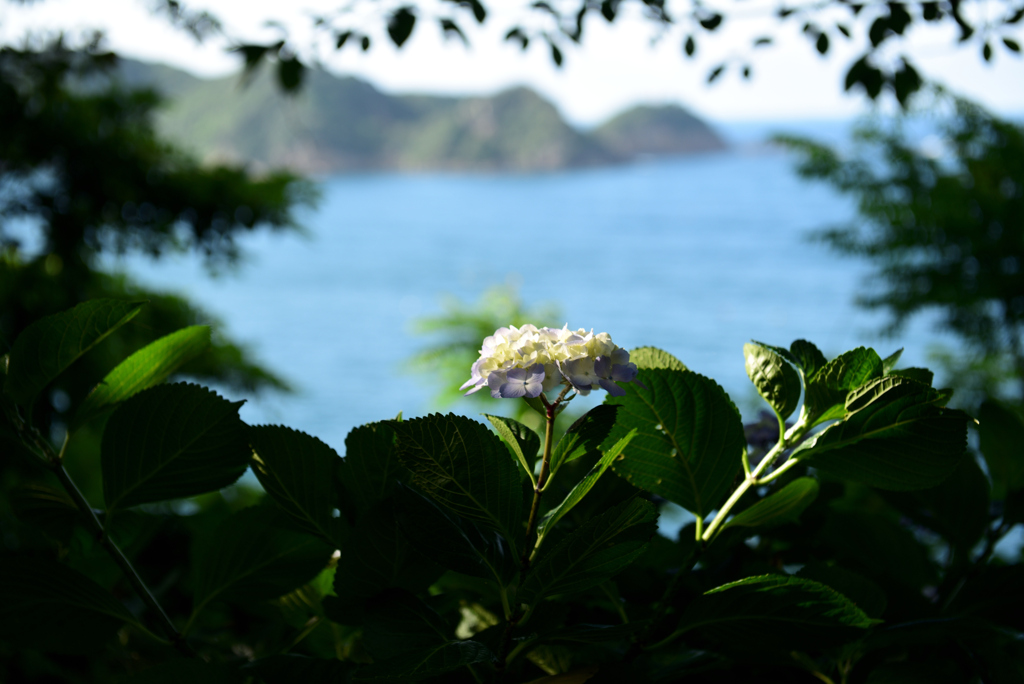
[460,324,643,399]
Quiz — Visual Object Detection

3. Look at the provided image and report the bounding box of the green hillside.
[119,60,725,173]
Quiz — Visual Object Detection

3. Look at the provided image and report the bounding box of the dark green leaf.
[361,35,371,51]
[538,429,637,543]
[708,65,725,83]
[816,32,830,54]
[74,325,210,429]
[948,565,1024,630]
[338,421,408,518]
[393,414,523,554]
[983,41,993,61]
[606,369,745,517]
[630,346,687,372]
[336,30,353,49]
[684,35,695,56]
[332,499,442,611]
[819,509,937,589]
[277,56,304,92]
[1004,37,1021,52]
[520,497,657,605]
[541,622,647,644]
[699,13,723,30]
[394,483,515,585]
[979,400,1024,498]
[439,18,468,45]
[102,383,249,510]
[387,7,417,48]
[551,404,619,471]
[797,377,969,490]
[745,342,802,421]
[0,555,138,654]
[351,640,492,682]
[723,477,819,531]
[888,367,934,385]
[796,562,887,618]
[362,590,450,659]
[551,42,563,66]
[790,339,827,377]
[5,299,145,404]
[880,348,904,374]
[803,347,883,424]
[192,506,333,615]
[250,425,349,548]
[247,655,353,684]
[676,575,877,650]
[485,413,540,480]
[10,485,79,543]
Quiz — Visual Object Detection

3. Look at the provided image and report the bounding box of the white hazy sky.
[1,0,1022,124]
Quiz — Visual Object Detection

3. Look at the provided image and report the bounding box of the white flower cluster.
[460,324,642,399]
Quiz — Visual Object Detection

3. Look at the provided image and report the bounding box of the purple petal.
[611,363,639,383]
[594,356,612,378]
[599,378,626,397]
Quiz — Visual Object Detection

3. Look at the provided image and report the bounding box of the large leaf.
[519,497,657,605]
[537,429,637,543]
[744,342,802,421]
[979,400,1024,499]
[550,404,619,472]
[102,383,249,510]
[0,555,138,654]
[361,590,452,659]
[393,414,524,554]
[250,425,349,548]
[5,299,144,404]
[803,347,883,424]
[790,339,827,378]
[605,368,745,517]
[722,477,819,531]
[676,575,877,650]
[795,377,969,490]
[485,413,541,480]
[338,421,408,518]
[192,506,333,615]
[332,499,442,612]
[630,346,688,371]
[393,483,515,585]
[74,325,210,428]
[796,562,887,619]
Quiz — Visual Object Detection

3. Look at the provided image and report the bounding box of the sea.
[95,119,1017,549]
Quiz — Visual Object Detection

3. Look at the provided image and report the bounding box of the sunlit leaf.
[723,477,819,531]
[629,347,687,372]
[745,342,801,421]
[74,325,210,428]
[550,404,618,471]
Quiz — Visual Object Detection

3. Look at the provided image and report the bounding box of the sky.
[1,0,1022,124]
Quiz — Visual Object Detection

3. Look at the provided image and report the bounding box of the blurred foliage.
[777,90,1024,406]
[407,284,559,428]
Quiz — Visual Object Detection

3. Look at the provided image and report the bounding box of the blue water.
[108,146,959,451]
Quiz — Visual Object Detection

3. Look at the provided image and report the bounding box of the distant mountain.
[118,60,727,173]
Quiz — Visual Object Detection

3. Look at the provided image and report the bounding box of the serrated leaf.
[796,378,969,490]
[979,400,1024,499]
[803,347,883,424]
[74,325,210,429]
[485,413,540,480]
[332,499,442,611]
[351,639,492,682]
[394,483,515,585]
[538,429,637,543]
[5,299,144,404]
[0,555,139,654]
[723,477,819,531]
[338,421,408,518]
[676,575,876,650]
[888,367,934,385]
[101,383,249,510]
[789,339,826,378]
[745,342,802,421]
[520,497,657,605]
[393,414,524,554]
[550,404,619,472]
[796,562,887,619]
[192,506,333,616]
[250,425,349,548]
[605,369,745,517]
[630,347,687,372]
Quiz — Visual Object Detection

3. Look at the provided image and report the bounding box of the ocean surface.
[108,123,961,452]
